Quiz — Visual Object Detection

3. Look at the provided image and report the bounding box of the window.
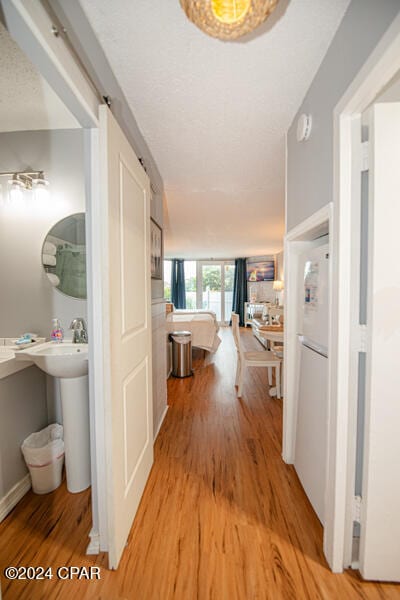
[197,261,235,323]
[164,259,171,300]
[163,259,196,308]
[184,261,196,309]
[163,259,235,322]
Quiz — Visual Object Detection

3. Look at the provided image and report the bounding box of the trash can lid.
[170,330,191,336]
[171,331,192,335]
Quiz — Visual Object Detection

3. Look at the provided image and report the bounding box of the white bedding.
[166,312,221,353]
[173,309,219,331]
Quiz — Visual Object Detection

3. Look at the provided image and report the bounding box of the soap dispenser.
[51,318,64,343]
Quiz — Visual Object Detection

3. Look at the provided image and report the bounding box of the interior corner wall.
[286,0,400,232]
[0,128,87,337]
[275,250,284,281]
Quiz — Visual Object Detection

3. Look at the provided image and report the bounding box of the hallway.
[1,328,399,599]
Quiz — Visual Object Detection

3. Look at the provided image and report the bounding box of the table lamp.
[273,280,284,306]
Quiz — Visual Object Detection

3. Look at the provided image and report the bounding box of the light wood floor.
[1,328,399,599]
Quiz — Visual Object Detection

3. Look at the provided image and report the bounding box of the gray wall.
[276,250,284,281]
[0,367,47,501]
[287,0,400,231]
[0,128,87,337]
[0,128,86,505]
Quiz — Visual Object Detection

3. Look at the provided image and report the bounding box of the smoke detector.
[296,114,312,142]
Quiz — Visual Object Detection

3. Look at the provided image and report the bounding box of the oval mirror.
[42,213,87,300]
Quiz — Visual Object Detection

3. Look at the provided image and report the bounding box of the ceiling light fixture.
[180,0,279,41]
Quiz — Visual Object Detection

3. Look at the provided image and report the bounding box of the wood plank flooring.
[1,327,399,599]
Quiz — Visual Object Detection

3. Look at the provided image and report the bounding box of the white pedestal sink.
[17,342,90,494]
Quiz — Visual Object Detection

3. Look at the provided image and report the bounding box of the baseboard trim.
[154,405,168,442]
[86,528,101,555]
[0,474,31,523]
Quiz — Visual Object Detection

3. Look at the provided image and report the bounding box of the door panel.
[119,159,146,334]
[100,105,153,569]
[360,102,400,581]
[124,360,149,487]
[295,345,328,524]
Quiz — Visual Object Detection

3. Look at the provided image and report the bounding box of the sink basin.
[18,342,88,378]
[17,341,90,494]
[0,348,15,362]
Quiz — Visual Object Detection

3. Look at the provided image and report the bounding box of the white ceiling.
[0,22,78,132]
[79,0,350,259]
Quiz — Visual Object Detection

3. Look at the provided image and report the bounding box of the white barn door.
[359,102,400,581]
[100,106,153,569]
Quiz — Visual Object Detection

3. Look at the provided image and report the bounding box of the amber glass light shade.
[180,0,279,40]
[211,0,250,24]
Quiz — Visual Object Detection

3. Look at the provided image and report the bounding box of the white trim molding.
[154,406,168,442]
[86,528,101,555]
[283,203,333,464]
[0,475,31,523]
[325,12,400,574]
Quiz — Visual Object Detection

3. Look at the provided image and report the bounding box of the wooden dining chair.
[231,312,281,398]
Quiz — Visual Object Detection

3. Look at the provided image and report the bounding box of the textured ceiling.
[0,22,78,132]
[79,0,350,258]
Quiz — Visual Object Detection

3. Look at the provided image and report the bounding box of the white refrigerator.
[295,242,329,524]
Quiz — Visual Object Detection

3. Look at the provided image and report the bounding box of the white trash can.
[21,424,64,495]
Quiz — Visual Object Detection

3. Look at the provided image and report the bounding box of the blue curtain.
[171,259,186,309]
[232,258,248,326]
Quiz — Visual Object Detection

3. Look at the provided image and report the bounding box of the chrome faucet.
[70,318,88,344]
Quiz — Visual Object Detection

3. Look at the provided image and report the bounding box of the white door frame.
[283,203,333,466]
[2,0,108,554]
[283,12,400,574]
[327,13,400,573]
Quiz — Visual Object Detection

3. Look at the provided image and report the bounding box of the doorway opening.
[0,16,93,552]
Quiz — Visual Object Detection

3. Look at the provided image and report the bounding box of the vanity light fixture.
[0,170,50,205]
[179,0,279,40]
[7,174,25,204]
[32,172,50,202]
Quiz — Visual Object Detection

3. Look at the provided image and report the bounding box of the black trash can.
[169,331,193,378]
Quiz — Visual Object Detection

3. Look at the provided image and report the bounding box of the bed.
[166,312,221,353]
[173,309,219,330]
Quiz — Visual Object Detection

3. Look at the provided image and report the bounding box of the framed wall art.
[150,218,163,280]
[246,259,275,282]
